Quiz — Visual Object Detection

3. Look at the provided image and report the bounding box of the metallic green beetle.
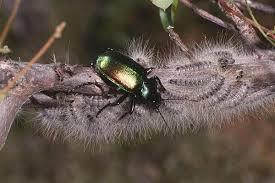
[93,50,165,119]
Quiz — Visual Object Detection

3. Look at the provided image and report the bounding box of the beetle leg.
[145,67,154,75]
[152,76,166,92]
[130,99,136,114]
[118,98,136,120]
[96,94,128,117]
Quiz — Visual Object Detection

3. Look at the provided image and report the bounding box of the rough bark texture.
[0,46,275,147]
[0,60,57,149]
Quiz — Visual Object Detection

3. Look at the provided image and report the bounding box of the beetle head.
[140,78,162,109]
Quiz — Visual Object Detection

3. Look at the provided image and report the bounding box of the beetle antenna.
[163,98,198,102]
[156,108,172,134]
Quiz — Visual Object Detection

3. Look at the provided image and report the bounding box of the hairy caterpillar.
[34,38,275,146]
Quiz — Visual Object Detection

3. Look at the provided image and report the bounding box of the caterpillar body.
[35,39,275,145]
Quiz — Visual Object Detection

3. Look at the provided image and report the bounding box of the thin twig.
[179,0,236,31]
[219,0,275,43]
[0,0,21,46]
[0,21,66,98]
[218,0,261,46]
[245,1,275,47]
[235,0,275,14]
[167,26,191,58]
[228,1,274,32]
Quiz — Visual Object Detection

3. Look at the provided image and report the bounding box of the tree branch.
[1,46,275,147]
[235,0,275,14]
[180,0,236,31]
[0,59,112,149]
[217,0,262,46]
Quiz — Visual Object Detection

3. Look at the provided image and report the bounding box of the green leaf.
[159,0,178,31]
[171,0,178,24]
[151,0,173,10]
[159,8,171,30]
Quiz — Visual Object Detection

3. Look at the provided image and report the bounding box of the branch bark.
[0,60,57,150]
[0,59,113,149]
[218,0,262,46]
[1,48,275,147]
[180,0,236,31]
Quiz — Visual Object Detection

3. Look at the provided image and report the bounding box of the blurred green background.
[1,0,275,182]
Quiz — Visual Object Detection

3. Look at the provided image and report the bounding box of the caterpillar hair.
[34,38,275,146]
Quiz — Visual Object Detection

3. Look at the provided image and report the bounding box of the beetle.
[92,50,166,120]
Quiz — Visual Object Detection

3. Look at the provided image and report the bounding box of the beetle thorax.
[140,82,150,99]
[139,80,161,108]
